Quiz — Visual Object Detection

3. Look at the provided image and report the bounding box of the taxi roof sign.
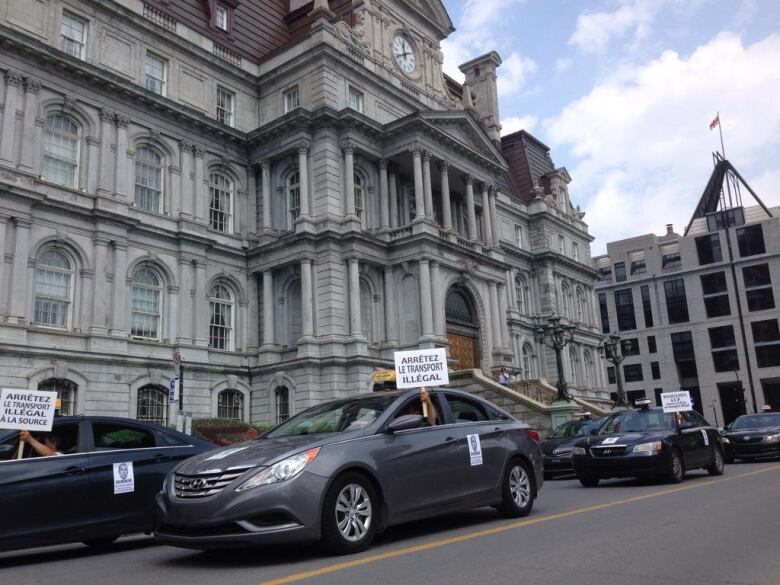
[372,369,396,383]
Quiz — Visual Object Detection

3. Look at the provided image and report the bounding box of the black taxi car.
[571,401,725,486]
[722,413,780,462]
[540,416,603,479]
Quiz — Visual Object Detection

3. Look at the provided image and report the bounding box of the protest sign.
[0,389,57,432]
[467,434,483,466]
[394,348,449,389]
[661,391,693,413]
[113,461,135,494]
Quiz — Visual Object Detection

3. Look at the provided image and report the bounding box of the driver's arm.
[420,388,436,426]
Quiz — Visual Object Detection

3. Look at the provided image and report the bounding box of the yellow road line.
[260,463,780,585]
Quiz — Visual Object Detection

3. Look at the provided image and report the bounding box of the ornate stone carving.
[23,78,41,94]
[193,144,206,158]
[334,10,371,50]
[114,114,130,128]
[4,71,22,86]
[99,108,115,123]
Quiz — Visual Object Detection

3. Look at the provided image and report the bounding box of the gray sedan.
[154,388,543,554]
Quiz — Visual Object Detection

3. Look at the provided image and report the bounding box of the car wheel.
[498,458,535,518]
[577,473,599,487]
[666,449,685,483]
[706,447,725,476]
[320,472,378,555]
[82,536,119,549]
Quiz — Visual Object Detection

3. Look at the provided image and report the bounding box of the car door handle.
[64,465,86,475]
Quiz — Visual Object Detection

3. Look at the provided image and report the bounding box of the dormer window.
[207,0,236,34]
[215,5,228,30]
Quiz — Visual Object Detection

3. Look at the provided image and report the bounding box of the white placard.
[113,461,135,494]
[0,389,57,431]
[393,348,450,389]
[661,391,693,413]
[467,434,483,466]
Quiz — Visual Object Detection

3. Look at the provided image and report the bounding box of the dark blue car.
[0,415,211,552]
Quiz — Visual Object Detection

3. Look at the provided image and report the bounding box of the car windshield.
[599,410,675,434]
[730,414,780,430]
[264,395,398,438]
[549,419,600,439]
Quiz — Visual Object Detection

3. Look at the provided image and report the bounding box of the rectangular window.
[654,388,664,407]
[348,86,364,113]
[598,292,610,333]
[216,86,235,127]
[743,264,771,288]
[614,289,637,331]
[60,13,87,60]
[559,235,566,255]
[752,319,780,368]
[629,251,646,275]
[746,289,775,312]
[145,53,167,96]
[651,361,661,380]
[284,87,299,113]
[671,331,695,362]
[752,320,780,343]
[623,364,643,382]
[640,285,653,328]
[607,366,616,385]
[514,224,523,249]
[709,325,736,349]
[614,262,626,282]
[712,349,739,372]
[701,271,730,318]
[743,264,774,312]
[660,242,681,268]
[648,335,657,353]
[572,242,580,262]
[695,233,723,265]
[704,295,731,318]
[621,338,640,356]
[664,278,689,324]
[701,272,727,294]
[737,224,766,257]
[627,389,646,403]
[215,5,228,30]
[756,346,780,368]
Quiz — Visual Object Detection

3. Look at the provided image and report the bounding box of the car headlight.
[765,434,780,443]
[722,437,731,444]
[236,448,320,492]
[553,448,573,456]
[572,446,587,456]
[633,441,662,455]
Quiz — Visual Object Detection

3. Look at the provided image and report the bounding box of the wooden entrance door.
[448,333,478,370]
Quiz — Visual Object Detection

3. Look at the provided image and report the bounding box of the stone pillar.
[176,256,192,344]
[261,160,271,230]
[8,217,30,323]
[262,270,275,346]
[192,145,206,221]
[178,141,193,218]
[167,284,179,345]
[18,78,41,173]
[0,216,7,314]
[465,175,477,240]
[418,259,434,337]
[97,110,115,195]
[505,269,516,309]
[90,236,110,334]
[246,165,257,236]
[0,71,22,165]
[379,160,390,229]
[422,151,433,220]
[489,186,499,245]
[114,114,129,199]
[297,143,310,218]
[412,147,425,220]
[439,161,452,230]
[498,282,509,349]
[389,167,399,229]
[481,183,493,246]
[488,280,502,348]
[85,135,99,195]
[246,274,260,352]
[348,257,362,336]
[431,261,444,337]
[383,265,398,343]
[301,258,314,338]
[193,260,207,346]
[110,241,127,335]
[343,144,356,217]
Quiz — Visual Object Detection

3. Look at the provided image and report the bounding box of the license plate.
[549,458,561,464]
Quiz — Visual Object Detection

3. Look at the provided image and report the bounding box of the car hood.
[174,432,354,475]
[726,426,780,438]
[584,431,668,447]
[541,437,584,455]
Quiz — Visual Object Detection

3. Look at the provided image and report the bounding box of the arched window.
[218,389,244,420]
[130,267,162,340]
[514,276,527,314]
[38,378,76,416]
[209,283,234,350]
[287,171,300,228]
[134,146,163,213]
[43,114,79,187]
[583,350,595,388]
[275,386,290,424]
[209,172,233,233]
[445,290,476,325]
[34,249,73,328]
[354,173,365,224]
[137,385,167,425]
[287,280,302,344]
[360,280,374,343]
[522,345,534,380]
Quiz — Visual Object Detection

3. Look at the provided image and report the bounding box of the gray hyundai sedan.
[154,388,543,554]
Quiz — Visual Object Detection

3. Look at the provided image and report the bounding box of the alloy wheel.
[335,483,373,542]
[509,465,530,508]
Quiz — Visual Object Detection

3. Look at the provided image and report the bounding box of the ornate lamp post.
[535,316,576,402]
[598,334,629,408]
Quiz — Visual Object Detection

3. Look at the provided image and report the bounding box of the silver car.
[155,388,543,554]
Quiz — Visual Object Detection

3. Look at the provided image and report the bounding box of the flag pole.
[717,111,726,159]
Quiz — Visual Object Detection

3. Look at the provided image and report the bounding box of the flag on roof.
[709,115,720,130]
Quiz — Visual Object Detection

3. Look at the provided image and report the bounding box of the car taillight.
[526,429,540,443]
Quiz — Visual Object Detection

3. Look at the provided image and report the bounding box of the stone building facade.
[0,0,606,426]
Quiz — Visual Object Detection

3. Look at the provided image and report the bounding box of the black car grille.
[174,469,248,498]
[590,445,628,457]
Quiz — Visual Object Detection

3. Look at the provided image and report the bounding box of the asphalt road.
[3,461,780,585]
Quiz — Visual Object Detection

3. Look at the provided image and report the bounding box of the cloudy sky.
[440,0,780,254]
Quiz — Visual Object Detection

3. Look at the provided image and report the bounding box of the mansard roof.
[501,130,556,202]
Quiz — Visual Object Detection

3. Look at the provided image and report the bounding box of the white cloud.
[501,115,538,136]
[497,52,538,96]
[461,0,528,29]
[555,58,573,73]
[545,32,780,252]
[569,0,669,54]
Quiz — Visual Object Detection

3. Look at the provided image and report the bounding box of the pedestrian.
[498,368,510,386]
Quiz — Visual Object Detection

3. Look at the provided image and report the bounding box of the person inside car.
[19,430,62,457]
[400,388,438,426]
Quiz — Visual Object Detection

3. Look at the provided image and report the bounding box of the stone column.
[389,167,399,229]
[176,256,192,344]
[301,258,314,338]
[412,147,425,220]
[246,274,260,352]
[488,280,502,348]
[110,241,127,335]
[262,270,275,346]
[418,259,434,337]
[498,282,509,349]
[0,71,22,165]
[439,161,452,230]
[348,257,362,336]
[167,284,179,345]
[97,110,115,195]
[193,260,207,346]
[18,78,41,173]
[246,165,257,236]
[0,216,7,314]
[422,151,433,220]
[85,135,99,195]
[192,145,206,221]
[465,174,477,240]
[343,144,356,217]
[238,299,248,352]
[431,261,444,337]
[505,269,516,309]
[90,236,110,334]
[489,186,499,245]
[261,160,271,230]
[114,114,129,199]
[178,141,192,218]
[8,217,30,322]
[379,160,390,229]
[297,143,310,218]
[383,265,398,343]
[481,183,493,246]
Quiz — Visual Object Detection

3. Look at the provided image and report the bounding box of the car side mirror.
[0,444,16,461]
[387,415,425,433]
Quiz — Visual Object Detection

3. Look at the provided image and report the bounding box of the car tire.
[498,458,535,518]
[706,446,725,476]
[666,449,685,484]
[82,536,119,549]
[577,473,599,487]
[320,472,378,555]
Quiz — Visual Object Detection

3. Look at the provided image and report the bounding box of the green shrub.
[192,418,273,446]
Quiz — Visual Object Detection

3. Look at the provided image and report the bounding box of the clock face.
[392,35,416,74]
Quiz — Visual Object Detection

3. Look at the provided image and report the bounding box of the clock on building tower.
[392,34,416,74]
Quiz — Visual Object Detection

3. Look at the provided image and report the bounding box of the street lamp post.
[598,334,629,408]
[535,316,576,402]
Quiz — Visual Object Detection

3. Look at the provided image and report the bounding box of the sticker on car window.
[701,429,709,446]
[467,434,483,466]
[113,461,134,494]
[602,437,620,445]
